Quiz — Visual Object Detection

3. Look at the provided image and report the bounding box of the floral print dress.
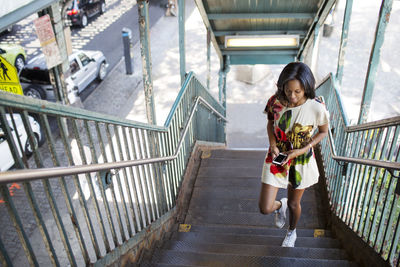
[261,95,329,189]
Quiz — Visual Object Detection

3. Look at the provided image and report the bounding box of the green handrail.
[317,74,400,266]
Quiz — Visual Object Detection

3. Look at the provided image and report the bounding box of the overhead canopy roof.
[194,0,336,65]
[0,0,57,33]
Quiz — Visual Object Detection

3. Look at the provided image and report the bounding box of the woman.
[259,62,329,247]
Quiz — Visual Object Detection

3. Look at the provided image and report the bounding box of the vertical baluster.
[134,128,153,224]
[363,127,396,241]
[91,122,120,247]
[165,127,177,206]
[147,130,162,219]
[113,125,138,234]
[71,119,111,255]
[121,126,144,231]
[354,128,381,233]
[0,185,38,266]
[368,127,400,249]
[139,129,157,221]
[21,111,78,266]
[159,132,172,210]
[357,126,387,237]
[104,124,131,240]
[375,126,400,252]
[129,128,149,227]
[348,129,368,226]
[345,130,366,226]
[41,114,90,264]
[0,235,12,266]
[388,197,400,265]
[58,116,101,261]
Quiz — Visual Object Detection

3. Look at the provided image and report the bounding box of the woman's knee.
[259,202,275,215]
[287,200,301,211]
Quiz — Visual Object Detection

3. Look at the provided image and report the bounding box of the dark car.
[67,0,106,27]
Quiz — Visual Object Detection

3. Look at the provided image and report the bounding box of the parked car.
[67,0,106,27]
[0,43,26,72]
[0,114,43,171]
[19,50,108,101]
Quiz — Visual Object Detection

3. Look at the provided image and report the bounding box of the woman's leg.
[287,185,305,230]
[259,183,281,214]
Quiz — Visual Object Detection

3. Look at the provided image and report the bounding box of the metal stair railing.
[316,74,400,266]
[0,71,226,267]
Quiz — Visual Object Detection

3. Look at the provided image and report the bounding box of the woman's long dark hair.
[275,62,316,103]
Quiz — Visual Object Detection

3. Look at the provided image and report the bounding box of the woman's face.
[284,79,306,106]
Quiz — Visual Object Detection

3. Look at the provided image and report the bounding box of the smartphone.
[272,153,287,165]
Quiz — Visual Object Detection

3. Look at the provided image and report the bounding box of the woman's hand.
[270,145,280,159]
[282,149,303,165]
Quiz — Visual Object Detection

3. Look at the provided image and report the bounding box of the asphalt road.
[75,0,166,100]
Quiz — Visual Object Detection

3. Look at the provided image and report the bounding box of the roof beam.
[208,13,314,20]
[194,0,223,62]
[214,30,306,37]
[221,50,298,56]
[297,0,337,59]
[0,0,57,32]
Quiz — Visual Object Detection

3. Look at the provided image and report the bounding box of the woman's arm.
[267,120,280,159]
[283,123,329,164]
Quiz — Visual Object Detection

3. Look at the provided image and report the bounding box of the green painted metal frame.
[0,72,225,266]
[316,74,400,266]
[138,0,157,125]
[335,0,354,86]
[179,0,186,85]
[358,0,394,124]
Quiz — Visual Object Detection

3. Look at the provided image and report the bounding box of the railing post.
[336,0,354,86]
[358,0,393,124]
[218,56,230,111]
[179,0,186,85]
[207,28,211,90]
[138,0,157,125]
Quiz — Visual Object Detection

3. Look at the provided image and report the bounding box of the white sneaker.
[274,198,287,228]
[282,229,297,247]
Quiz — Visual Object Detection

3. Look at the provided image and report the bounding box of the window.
[69,59,80,75]
[78,53,91,67]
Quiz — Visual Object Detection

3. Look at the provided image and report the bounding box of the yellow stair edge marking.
[201,150,212,159]
[179,224,191,232]
[314,229,325,237]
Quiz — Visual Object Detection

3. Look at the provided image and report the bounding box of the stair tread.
[185,209,323,229]
[172,232,341,248]
[162,240,348,260]
[151,250,357,267]
[181,224,331,237]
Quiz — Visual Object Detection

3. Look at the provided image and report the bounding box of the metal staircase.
[141,149,358,266]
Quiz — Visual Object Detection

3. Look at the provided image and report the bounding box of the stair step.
[162,240,348,260]
[200,158,264,168]
[185,209,323,229]
[206,149,266,159]
[185,225,332,237]
[171,232,341,248]
[190,187,317,202]
[197,166,262,178]
[194,176,260,187]
[151,250,356,267]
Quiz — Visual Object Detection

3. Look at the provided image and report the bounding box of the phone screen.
[273,153,287,165]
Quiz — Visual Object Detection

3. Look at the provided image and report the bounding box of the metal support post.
[207,28,211,90]
[358,0,393,124]
[179,0,186,85]
[336,0,354,86]
[41,3,70,105]
[138,0,157,125]
[218,56,230,111]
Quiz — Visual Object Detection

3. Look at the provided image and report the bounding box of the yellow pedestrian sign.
[0,55,23,95]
